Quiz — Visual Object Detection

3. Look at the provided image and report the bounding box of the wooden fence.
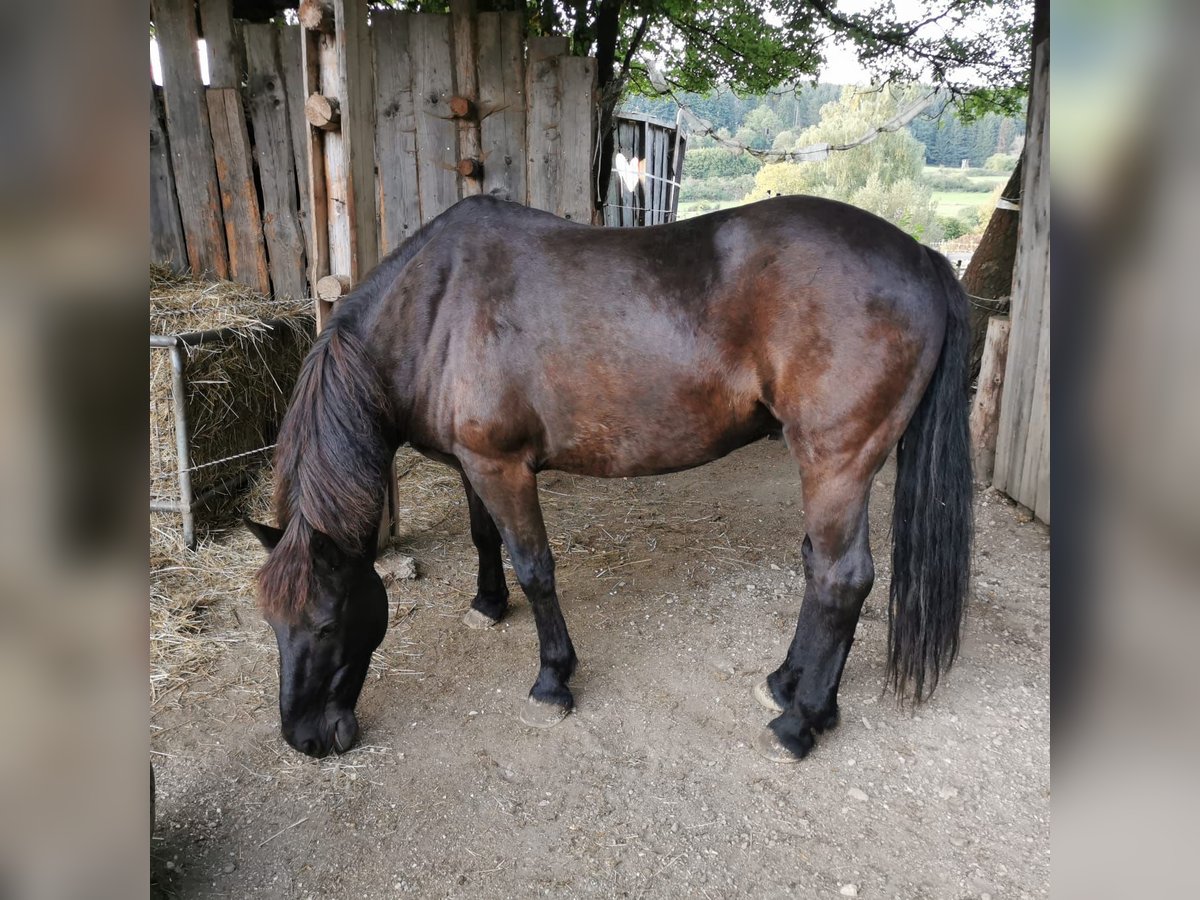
[150,1,600,302]
[993,39,1050,523]
[603,111,688,227]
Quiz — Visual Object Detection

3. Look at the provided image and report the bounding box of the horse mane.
[256,323,392,621]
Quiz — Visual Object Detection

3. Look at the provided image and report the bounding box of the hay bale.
[150,265,313,542]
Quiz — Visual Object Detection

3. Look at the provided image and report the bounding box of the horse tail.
[887,247,974,701]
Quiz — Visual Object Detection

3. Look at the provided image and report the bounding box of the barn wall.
[993,38,1050,523]
[150,1,606,299]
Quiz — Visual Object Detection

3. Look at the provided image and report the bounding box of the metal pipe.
[168,342,196,549]
[149,318,297,351]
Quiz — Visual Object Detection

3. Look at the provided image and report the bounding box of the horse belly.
[542,383,775,478]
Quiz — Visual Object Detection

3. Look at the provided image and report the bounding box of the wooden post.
[969,316,1011,483]
[450,0,482,197]
[305,93,341,130]
[298,0,336,34]
[300,0,378,330]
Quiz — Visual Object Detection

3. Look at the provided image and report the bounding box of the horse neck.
[274,317,400,556]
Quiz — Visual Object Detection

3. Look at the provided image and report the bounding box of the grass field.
[676,165,1015,223]
[930,190,992,218]
[676,198,746,220]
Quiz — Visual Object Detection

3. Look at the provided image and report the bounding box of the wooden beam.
[298,0,335,34]
[305,92,341,130]
[152,0,229,278]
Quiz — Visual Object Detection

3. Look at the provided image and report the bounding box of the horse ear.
[310,529,346,571]
[245,518,284,551]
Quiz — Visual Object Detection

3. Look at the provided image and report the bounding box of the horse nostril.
[333,712,359,753]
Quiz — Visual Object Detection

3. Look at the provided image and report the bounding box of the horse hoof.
[752,678,784,713]
[519,697,571,729]
[463,608,500,630]
[753,726,803,764]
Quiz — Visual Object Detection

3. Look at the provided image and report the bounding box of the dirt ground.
[151,438,1050,899]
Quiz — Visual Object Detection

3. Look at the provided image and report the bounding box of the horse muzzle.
[283,709,359,758]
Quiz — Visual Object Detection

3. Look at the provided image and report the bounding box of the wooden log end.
[449,96,477,120]
[456,157,483,180]
[298,0,335,34]
[316,274,351,301]
[305,93,341,131]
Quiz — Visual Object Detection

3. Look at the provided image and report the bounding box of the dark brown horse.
[247,194,972,763]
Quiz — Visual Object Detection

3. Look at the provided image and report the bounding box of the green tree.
[745,85,941,241]
[734,106,785,150]
[412,0,1035,209]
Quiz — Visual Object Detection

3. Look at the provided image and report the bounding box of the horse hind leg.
[754,457,878,762]
[460,472,511,629]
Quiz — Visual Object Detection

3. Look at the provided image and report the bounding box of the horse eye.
[314,622,337,639]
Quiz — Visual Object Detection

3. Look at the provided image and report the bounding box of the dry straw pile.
[150,265,313,536]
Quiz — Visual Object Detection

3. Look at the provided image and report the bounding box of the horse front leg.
[460,472,511,629]
[459,456,578,729]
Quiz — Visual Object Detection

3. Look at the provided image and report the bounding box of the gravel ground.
[151,437,1050,899]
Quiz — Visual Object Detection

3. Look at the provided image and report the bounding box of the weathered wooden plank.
[243,24,308,299]
[151,84,188,272]
[994,38,1049,521]
[152,0,229,278]
[206,87,270,294]
[558,55,596,223]
[333,0,379,281]
[278,26,315,274]
[373,11,422,252]
[525,37,567,214]
[198,0,242,88]
[450,0,482,197]
[477,11,526,202]
[412,14,459,219]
